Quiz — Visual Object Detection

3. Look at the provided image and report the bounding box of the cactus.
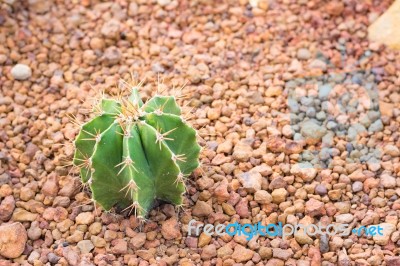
[72,82,201,218]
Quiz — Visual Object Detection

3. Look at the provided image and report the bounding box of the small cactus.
[72,81,201,218]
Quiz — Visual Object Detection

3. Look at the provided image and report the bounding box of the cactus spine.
[72,82,201,218]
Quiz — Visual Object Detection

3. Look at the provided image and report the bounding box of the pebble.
[27,221,41,240]
[161,218,181,240]
[192,201,213,217]
[111,239,128,254]
[352,181,363,192]
[12,208,38,222]
[380,173,396,188]
[237,170,262,193]
[315,184,327,196]
[157,0,171,6]
[254,190,272,204]
[11,64,32,80]
[231,245,254,263]
[305,198,326,217]
[0,195,15,221]
[0,222,27,259]
[271,188,288,204]
[103,46,122,66]
[101,19,120,39]
[130,233,146,249]
[297,48,311,60]
[75,212,95,225]
[201,244,217,260]
[373,223,396,245]
[273,248,293,260]
[77,240,95,254]
[300,121,327,144]
[383,144,400,157]
[335,214,354,223]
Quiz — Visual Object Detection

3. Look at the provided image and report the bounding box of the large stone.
[368,0,400,50]
[0,222,27,258]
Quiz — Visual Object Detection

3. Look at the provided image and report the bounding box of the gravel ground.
[1,0,400,265]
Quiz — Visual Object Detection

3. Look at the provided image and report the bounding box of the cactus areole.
[72,87,201,218]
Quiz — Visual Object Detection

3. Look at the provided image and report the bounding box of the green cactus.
[72,84,201,218]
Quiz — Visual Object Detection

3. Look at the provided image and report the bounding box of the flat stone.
[368,0,400,49]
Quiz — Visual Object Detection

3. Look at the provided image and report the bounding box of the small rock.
[320,234,329,253]
[273,248,293,260]
[198,233,212,248]
[305,198,326,217]
[326,2,345,16]
[27,222,41,240]
[290,162,317,182]
[315,184,327,196]
[300,121,327,144]
[192,201,213,217]
[309,59,327,70]
[373,223,396,245]
[235,198,250,218]
[28,0,50,13]
[271,188,288,204]
[0,195,15,221]
[383,144,400,157]
[12,208,38,222]
[254,190,272,204]
[201,244,217,260]
[101,19,120,39]
[77,240,94,254]
[103,46,121,66]
[161,218,181,240]
[232,140,253,162]
[47,253,60,264]
[237,170,262,193]
[297,48,311,60]
[0,222,27,259]
[352,181,363,192]
[335,214,354,223]
[91,236,106,248]
[157,0,171,6]
[76,212,94,225]
[130,233,146,249]
[63,247,80,265]
[111,239,128,254]
[217,140,233,154]
[380,173,396,188]
[231,245,254,263]
[11,64,32,80]
[386,256,400,266]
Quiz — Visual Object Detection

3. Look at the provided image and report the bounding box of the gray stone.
[318,84,332,100]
